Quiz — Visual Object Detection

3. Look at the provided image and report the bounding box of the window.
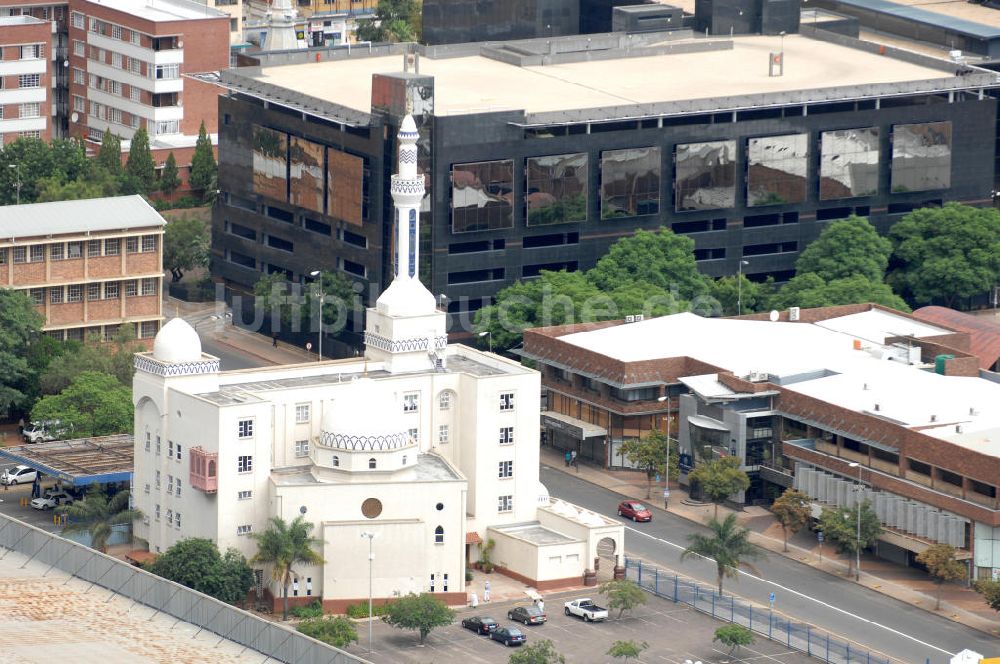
[499,460,513,478]
[130,86,140,103]
[20,44,41,59]
[498,495,513,513]
[67,242,82,259]
[430,574,435,592]
[175,512,181,528]
[126,237,138,253]
[499,427,514,445]
[156,435,161,455]
[143,482,150,494]
[73,67,84,85]
[403,392,419,413]
[49,244,64,261]
[131,30,140,45]
[175,479,181,497]
[368,458,376,469]
[238,490,252,500]
[434,526,444,544]
[104,282,119,299]
[49,287,64,304]
[73,40,84,57]
[142,235,157,252]
[29,289,43,306]
[141,278,156,296]
[166,509,173,525]
[29,246,43,262]
[19,103,39,118]
[104,238,120,255]
[408,428,419,443]
[155,470,161,489]
[67,285,82,303]
[155,64,179,80]
[237,524,253,536]
[500,392,515,411]
[87,240,101,257]
[111,24,122,40]
[167,474,173,493]
[168,440,174,458]
[141,321,158,338]
[439,391,452,410]
[438,425,449,444]
[155,504,160,521]
[144,432,150,452]
[12,247,25,263]
[18,74,39,88]
[295,403,310,423]
[108,108,122,125]
[87,283,100,301]
[331,455,339,467]
[295,440,309,458]
[124,280,137,297]
[238,418,254,438]
[71,11,84,29]
[237,455,253,473]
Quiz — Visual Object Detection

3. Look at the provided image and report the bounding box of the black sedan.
[461,616,498,635]
[508,605,547,625]
[490,626,526,647]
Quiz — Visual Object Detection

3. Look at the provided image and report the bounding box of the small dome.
[399,114,418,138]
[536,481,551,506]
[153,318,202,363]
[322,377,408,441]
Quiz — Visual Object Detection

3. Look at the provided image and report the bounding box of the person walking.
[564,450,572,467]
[537,598,544,613]
[483,580,491,603]
[17,418,24,436]
[570,450,577,466]
[272,334,278,348]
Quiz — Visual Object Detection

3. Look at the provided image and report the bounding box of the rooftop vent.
[930,414,937,422]
[970,407,979,416]
[863,383,869,391]
[956,424,964,433]
[789,306,800,322]
[874,403,880,411]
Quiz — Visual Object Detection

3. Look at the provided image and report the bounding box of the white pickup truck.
[563,598,608,622]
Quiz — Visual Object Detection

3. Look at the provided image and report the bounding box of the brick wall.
[87,255,124,279]
[125,252,160,275]
[48,302,85,326]
[125,295,159,317]
[86,298,122,321]
[944,356,980,377]
[49,258,86,282]
[11,263,45,286]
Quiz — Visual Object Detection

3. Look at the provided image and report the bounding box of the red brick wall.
[88,255,124,279]
[125,294,159,317]
[49,258,86,282]
[86,298,121,321]
[49,302,85,326]
[11,262,45,286]
[0,19,53,143]
[125,252,159,275]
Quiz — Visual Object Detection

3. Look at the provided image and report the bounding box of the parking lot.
[361,589,817,664]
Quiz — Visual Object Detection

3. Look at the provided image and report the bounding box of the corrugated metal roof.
[912,306,1000,370]
[0,195,165,240]
[832,0,1000,39]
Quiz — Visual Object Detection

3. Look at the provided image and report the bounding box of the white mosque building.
[132,115,624,611]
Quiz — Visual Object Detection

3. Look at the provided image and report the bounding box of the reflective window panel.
[451,160,514,233]
[525,153,588,226]
[674,140,736,211]
[819,127,879,200]
[327,148,365,226]
[747,133,808,207]
[252,126,287,201]
[891,122,952,193]
[601,147,660,219]
[289,137,324,213]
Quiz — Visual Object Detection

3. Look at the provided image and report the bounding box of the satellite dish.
[177,40,184,48]
[70,112,79,123]
[769,310,780,322]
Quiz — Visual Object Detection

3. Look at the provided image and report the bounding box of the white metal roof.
[0,195,165,240]
[814,308,951,344]
[81,0,227,21]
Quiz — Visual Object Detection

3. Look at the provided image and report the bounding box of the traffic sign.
[663,489,670,498]
[817,531,825,543]
[768,592,776,603]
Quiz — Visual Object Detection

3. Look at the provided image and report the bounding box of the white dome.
[536,481,551,506]
[153,318,202,363]
[322,377,408,440]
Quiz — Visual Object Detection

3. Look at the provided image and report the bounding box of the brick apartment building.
[523,304,1000,581]
[0,195,165,343]
[0,12,59,143]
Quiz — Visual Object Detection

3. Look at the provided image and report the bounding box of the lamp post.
[478,330,492,353]
[309,270,325,361]
[848,462,862,581]
[8,164,20,205]
[360,531,376,653]
[657,394,671,508]
[737,259,749,316]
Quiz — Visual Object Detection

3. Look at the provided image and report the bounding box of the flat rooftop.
[0,435,134,486]
[836,0,1000,38]
[492,522,580,546]
[271,453,462,484]
[252,34,954,116]
[80,0,227,21]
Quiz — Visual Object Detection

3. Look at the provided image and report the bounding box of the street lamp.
[8,164,20,205]
[848,462,863,581]
[657,395,671,508]
[309,270,325,361]
[360,531,376,653]
[478,330,492,353]
[737,260,750,316]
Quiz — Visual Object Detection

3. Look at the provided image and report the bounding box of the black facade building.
[211,31,998,344]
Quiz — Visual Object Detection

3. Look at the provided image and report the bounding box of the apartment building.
[197,0,244,46]
[0,195,165,343]
[0,14,55,143]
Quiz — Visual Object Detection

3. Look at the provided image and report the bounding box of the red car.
[617,501,652,522]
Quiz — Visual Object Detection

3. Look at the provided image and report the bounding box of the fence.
[0,514,371,664]
[624,557,895,664]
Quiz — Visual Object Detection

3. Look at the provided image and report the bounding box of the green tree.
[125,128,156,193]
[974,578,1000,613]
[163,215,209,282]
[817,501,882,579]
[889,203,1000,308]
[606,640,648,663]
[796,216,892,283]
[709,274,772,316]
[770,273,910,312]
[146,538,255,605]
[249,515,324,620]
[189,121,217,194]
[687,456,750,519]
[35,170,119,201]
[598,579,647,619]
[771,488,811,552]
[0,289,43,417]
[619,429,676,499]
[681,514,763,596]
[58,487,140,552]
[97,131,123,177]
[713,624,754,655]
[307,270,359,335]
[587,227,709,300]
[509,639,566,664]
[381,592,455,645]
[254,272,299,330]
[356,0,420,42]
[39,326,136,394]
[31,371,133,437]
[915,543,966,610]
[159,152,181,196]
[297,615,358,648]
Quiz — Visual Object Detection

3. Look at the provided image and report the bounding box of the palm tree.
[250,515,324,620]
[58,487,141,553]
[681,514,763,596]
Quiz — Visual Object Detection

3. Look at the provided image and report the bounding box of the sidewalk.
[540,446,1000,638]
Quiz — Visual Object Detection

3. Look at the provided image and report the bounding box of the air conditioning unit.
[634,314,644,322]
[625,315,635,323]
[788,306,801,321]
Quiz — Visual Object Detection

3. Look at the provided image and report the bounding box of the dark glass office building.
[211,31,998,340]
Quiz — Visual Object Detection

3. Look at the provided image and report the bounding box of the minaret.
[266,0,300,52]
[363,115,446,373]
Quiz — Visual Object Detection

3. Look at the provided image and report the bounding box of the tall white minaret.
[266,0,300,52]
[364,115,446,373]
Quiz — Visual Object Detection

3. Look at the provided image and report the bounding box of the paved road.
[199,336,265,370]
[542,465,998,664]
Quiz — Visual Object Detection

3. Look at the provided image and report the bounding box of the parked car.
[617,500,652,522]
[461,616,498,635]
[1,465,38,486]
[489,626,526,647]
[564,598,609,622]
[30,492,73,510]
[507,605,547,625]
[22,420,71,444]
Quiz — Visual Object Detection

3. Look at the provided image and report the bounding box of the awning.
[687,414,729,432]
[542,412,608,439]
[0,435,133,486]
[466,532,483,545]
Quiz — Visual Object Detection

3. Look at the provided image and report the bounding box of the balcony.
[189,446,218,494]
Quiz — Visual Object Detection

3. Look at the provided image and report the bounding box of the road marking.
[623,525,954,658]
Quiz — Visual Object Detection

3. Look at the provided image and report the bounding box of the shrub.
[345,601,393,618]
[290,600,324,619]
